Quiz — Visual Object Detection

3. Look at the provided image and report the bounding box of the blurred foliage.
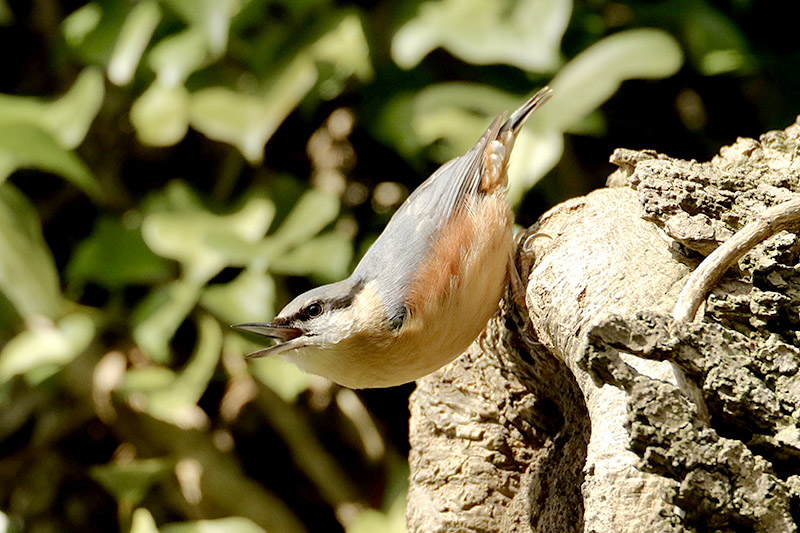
[0,0,796,531]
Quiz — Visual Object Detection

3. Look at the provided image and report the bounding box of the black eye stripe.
[289,279,367,323]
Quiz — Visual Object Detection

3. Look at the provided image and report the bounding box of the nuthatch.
[233,87,553,388]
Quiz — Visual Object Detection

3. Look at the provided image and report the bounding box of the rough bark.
[407,117,800,532]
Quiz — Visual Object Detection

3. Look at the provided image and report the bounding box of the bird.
[233,86,553,389]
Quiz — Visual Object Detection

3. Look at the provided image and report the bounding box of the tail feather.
[506,86,553,134]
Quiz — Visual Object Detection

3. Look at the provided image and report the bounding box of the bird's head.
[232,278,371,356]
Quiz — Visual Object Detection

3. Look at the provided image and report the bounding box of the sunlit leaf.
[147,28,208,85]
[160,0,240,56]
[201,269,276,324]
[131,508,160,533]
[507,129,563,205]
[0,313,95,385]
[0,183,61,319]
[144,179,203,212]
[189,58,317,164]
[0,68,105,151]
[400,29,682,156]
[127,314,222,428]
[247,355,313,403]
[66,215,171,290]
[62,3,102,47]
[511,29,680,197]
[91,459,173,507]
[0,123,100,198]
[142,194,274,283]
[381,83,561,200]
[392,0,570,70]
[263,190,339,254]
[46,68,105,148]
[62,1,130,65]
[108,0,162,86]
[161,517,266,533]
[270,232,352,282]
[311,12,373,98]
[410,83,521,156]
[132,280,202,363]
[347,488,406,533]
[131,82,191,146]
[123,366,176,392]
[535,29,683,132]
[187,11,370,158]
[387,30,681,204]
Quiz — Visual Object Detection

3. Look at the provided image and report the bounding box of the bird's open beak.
[231,322,304,358]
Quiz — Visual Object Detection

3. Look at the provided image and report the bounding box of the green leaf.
[147,28,209,85]
[0,0,13,26]
[310,12,373,98]
[0,123,100,198]
[270,232,353,282]
[107,0,162,86]
[0,68,105,150]
[62,3,102,47]
[682,4,750,75]
[201,270,276,325]
[0,290,19,334]
[123,366,176,392]
[0,313,95,385]
[535,29,684,132]
[248,355,312,403]
[90,459,173,507]
[161,517,266,533]
[186,11,369,159]
[45,68,105,148]
[392,0,570,70]
[160,0,240,56]
[62,2,131,65]
[189,57,318,164]
[263,190,339,254]
[347,488,406,533]
[132,280,202,363]
[66,215,171,290]
[127,314,222,428]
[394,30,682,204]
[131,508,161,533]
[0,66,103,189]
[506,129,563,206]
[142,194,275,283]
[410,83,522,156]
[130,82,191,146]
[0,183,61,319]
[372,92,420,159]
[380,83,561,204]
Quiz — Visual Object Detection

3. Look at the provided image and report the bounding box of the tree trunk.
[406,118,800,532]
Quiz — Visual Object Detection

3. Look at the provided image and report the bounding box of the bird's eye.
[306,302,323,318]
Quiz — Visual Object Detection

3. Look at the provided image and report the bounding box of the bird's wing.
[352,114,506,313]
[349,87,553,324]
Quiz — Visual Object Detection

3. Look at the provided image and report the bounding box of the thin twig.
[673,195,800,322]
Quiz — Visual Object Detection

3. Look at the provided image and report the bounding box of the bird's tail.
[506,86,553,134]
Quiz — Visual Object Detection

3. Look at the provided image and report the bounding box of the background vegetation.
[0,0,796,531]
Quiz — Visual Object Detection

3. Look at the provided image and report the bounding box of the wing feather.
[352,87,552,320]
